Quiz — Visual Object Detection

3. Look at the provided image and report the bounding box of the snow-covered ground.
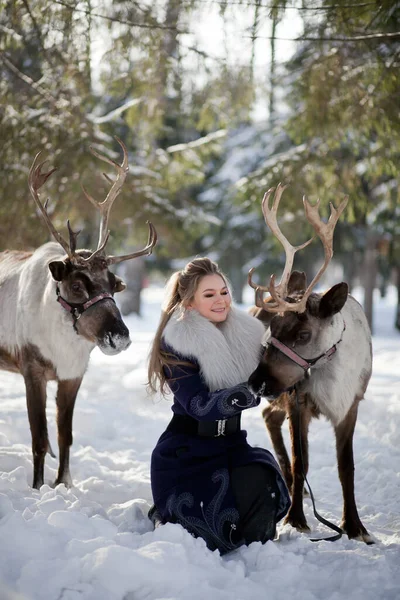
[0,286,399,600]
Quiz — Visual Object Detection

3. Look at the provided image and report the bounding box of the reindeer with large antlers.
[248,183,373,543]
[0,139,157,489]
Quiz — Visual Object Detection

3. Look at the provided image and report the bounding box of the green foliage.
[234,0,400,290]
[2,0,399,298]
[285,1,400,206]
[0,0,248,257]
[195,66,255,132]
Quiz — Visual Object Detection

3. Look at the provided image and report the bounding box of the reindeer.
[0,139,157,489]
[248,184,373,544]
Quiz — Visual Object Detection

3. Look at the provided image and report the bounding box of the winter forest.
[1,1,400,599]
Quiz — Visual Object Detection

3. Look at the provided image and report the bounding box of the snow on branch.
[88,99,143,124]
[167,130,227,154]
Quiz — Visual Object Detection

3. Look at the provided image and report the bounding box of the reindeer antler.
[28,154,75,258]
[106,221,157,265]
[82,137,157,264]
[29,140,157,264]
[82,137,129,252]
[249,184,348,314]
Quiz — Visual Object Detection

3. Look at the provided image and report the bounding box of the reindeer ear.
[319,282,348,318]
[114,276,126,293]
[48,261,68,282]
[287,271,307,296]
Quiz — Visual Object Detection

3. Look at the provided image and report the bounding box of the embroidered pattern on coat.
[166,468,242,553]
[190,384,255,417]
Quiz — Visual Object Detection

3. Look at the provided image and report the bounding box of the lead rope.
[294,385,343,542]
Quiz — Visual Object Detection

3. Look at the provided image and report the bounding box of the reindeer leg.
[263,404,292,491]
[284,396,312,532]
[334,400,373,544]
[23,370,48,489]
[54,378,82,487]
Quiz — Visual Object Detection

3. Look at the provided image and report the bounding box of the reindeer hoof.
[362,534,374,545]
[284,513,311,532]
[54,472,73,488]
[341,522,374,544]
[347,530,374,545]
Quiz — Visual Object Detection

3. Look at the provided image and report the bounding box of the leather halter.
[56,285,115,333]
[266,317,346,377]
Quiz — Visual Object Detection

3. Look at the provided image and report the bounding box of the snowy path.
[0,288,399,600]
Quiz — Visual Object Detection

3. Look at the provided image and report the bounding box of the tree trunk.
[228,265,244,305]
[157,0,181,123]
[118,257,146,317]
[85,0,92,93]
[269,13,278,124]
[362,229,378,333]
[395,265,400,331]
[250,0,261,87]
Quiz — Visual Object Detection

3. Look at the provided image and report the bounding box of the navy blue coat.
[151,346,290,553]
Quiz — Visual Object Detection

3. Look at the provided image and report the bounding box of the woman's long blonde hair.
[147,257,227,396]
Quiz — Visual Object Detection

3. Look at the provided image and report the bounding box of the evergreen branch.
[0,53,87,122]
[359,49,400,107]
[21,0,49,61]
[244,31,400,42]
[162,0,376,10]
[52,0,189,32]
[0,52,57,105]
[183,44,228,65]
[0,25,23,40]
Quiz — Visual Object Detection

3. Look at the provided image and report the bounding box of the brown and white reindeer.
[0,139,157,489]
[248,183,373,543]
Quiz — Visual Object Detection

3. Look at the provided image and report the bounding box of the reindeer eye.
[297,330,311,343]
[71,282,82,293]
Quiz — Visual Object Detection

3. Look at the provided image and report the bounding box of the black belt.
[167,413,241,437]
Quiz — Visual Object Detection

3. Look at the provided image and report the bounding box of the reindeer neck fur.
[163,306,265,392]
[1,242,94,380]
[301,295,372,425]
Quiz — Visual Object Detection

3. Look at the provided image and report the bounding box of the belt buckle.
[215,419,227,437]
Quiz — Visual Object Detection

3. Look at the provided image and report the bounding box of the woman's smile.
[188,274,232,323]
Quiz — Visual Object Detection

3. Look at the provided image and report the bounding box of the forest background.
[1,0,399,332]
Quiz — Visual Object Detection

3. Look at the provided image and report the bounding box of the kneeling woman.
[147,258,290,554]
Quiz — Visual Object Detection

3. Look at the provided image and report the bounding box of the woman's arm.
[165,360,260,421]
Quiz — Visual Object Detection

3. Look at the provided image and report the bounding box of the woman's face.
[188,274,231,323]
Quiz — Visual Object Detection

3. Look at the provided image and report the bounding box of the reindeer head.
[28,139,157,355]
[247,184,348,399]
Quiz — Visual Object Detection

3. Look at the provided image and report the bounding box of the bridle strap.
[267,318,346,374]
[56,286,115,332]
[268,337,311,370]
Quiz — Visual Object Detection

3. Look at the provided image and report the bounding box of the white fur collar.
[163,306,265,392]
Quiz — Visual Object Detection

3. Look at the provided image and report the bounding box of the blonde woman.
[148,257,289,554]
